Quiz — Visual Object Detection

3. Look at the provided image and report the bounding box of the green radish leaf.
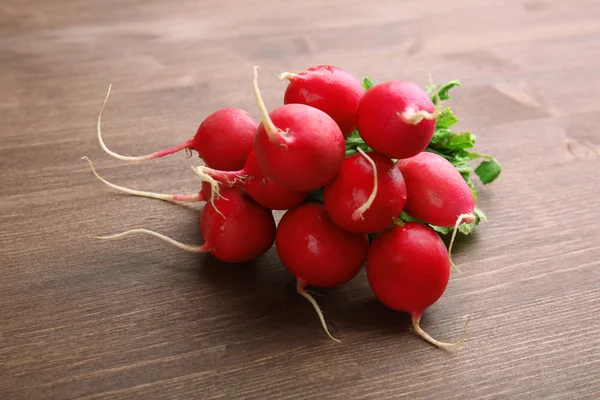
[430,128,453,144]
[399,212,422,223]
[426,80,461,102]
[436,108,459,129]
[430,225,452,235]
[444,132,476,150]
[363,77,374,90]
[475,159,502,184]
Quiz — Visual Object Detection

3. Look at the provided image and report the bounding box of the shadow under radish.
[189,251,357,345]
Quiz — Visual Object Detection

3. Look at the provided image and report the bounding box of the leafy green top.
[344,77,502,235]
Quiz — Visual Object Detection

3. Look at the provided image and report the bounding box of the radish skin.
[279,65,364,137]
[397,152,475,227]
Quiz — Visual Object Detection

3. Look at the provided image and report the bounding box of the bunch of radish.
[84,64,501,349]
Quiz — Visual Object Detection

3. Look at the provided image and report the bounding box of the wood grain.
[1,0,599,398]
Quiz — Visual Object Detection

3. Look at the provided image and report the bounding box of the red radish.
[356,80,441,159]
[279,65,365,137]
[323,149,407,233]
[194,150,309,210]
[97,85,257,171]
[397,151,475,227]
[275,202,369,341]
[98,188,276,264]
[367,221,470,348]
[252,66,345,192]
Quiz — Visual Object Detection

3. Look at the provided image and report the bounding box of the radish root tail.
[411,312,470,349]
[352,148,378,221]
[97,85,193,162]
[400,74,443,125]
[192,166,226,218]
[296,280,341,343]
[278,71,300,81]
[96,228,209,253]
[82,157,202,202]
[448,213,476,273]
[253,66,285,143]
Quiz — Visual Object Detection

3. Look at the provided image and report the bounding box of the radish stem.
[411,312,470,349]
[82,157,202,202]
[296,280,341,343]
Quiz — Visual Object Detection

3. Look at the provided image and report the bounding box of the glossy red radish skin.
[97,86,257,171]
[199,189,276,262]
[323,151,407,233]
[356,80,437,159]
[276,202,369,341]
[397,152,475,227]
[197,151,309,210]
[192,108,258,171]
[252,66,345,192]
[98,189,276,264]
[367,222,469,348]
[280,65,365,137]
[276,203,369,287]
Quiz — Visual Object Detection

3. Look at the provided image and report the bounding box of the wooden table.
[2,0,599,398]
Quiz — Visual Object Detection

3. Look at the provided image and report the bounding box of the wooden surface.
[1,0,599,398]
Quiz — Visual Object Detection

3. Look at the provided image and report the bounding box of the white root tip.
[400,73,443,125]
[351,148,378,221]
[448,213,475,273]
[278,71,299,81]
[96,228,207,253]
[412,313,471,349]
[297,281,341,343]
[191,165,226,218]
[82,156,200,202]
[97,85,152,162]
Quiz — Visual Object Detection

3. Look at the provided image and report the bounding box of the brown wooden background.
[2,0,599,398]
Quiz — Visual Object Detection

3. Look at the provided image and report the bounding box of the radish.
[195,150,309,210]
[366,221,470,348]
[279,65,364,137]
[356,79,441,159]
[98,188,276,263]
[396,151,475,227]
[252,66,345,192]
[275,202,369,341]
[323,149,407,233]
[97,85,257,171]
